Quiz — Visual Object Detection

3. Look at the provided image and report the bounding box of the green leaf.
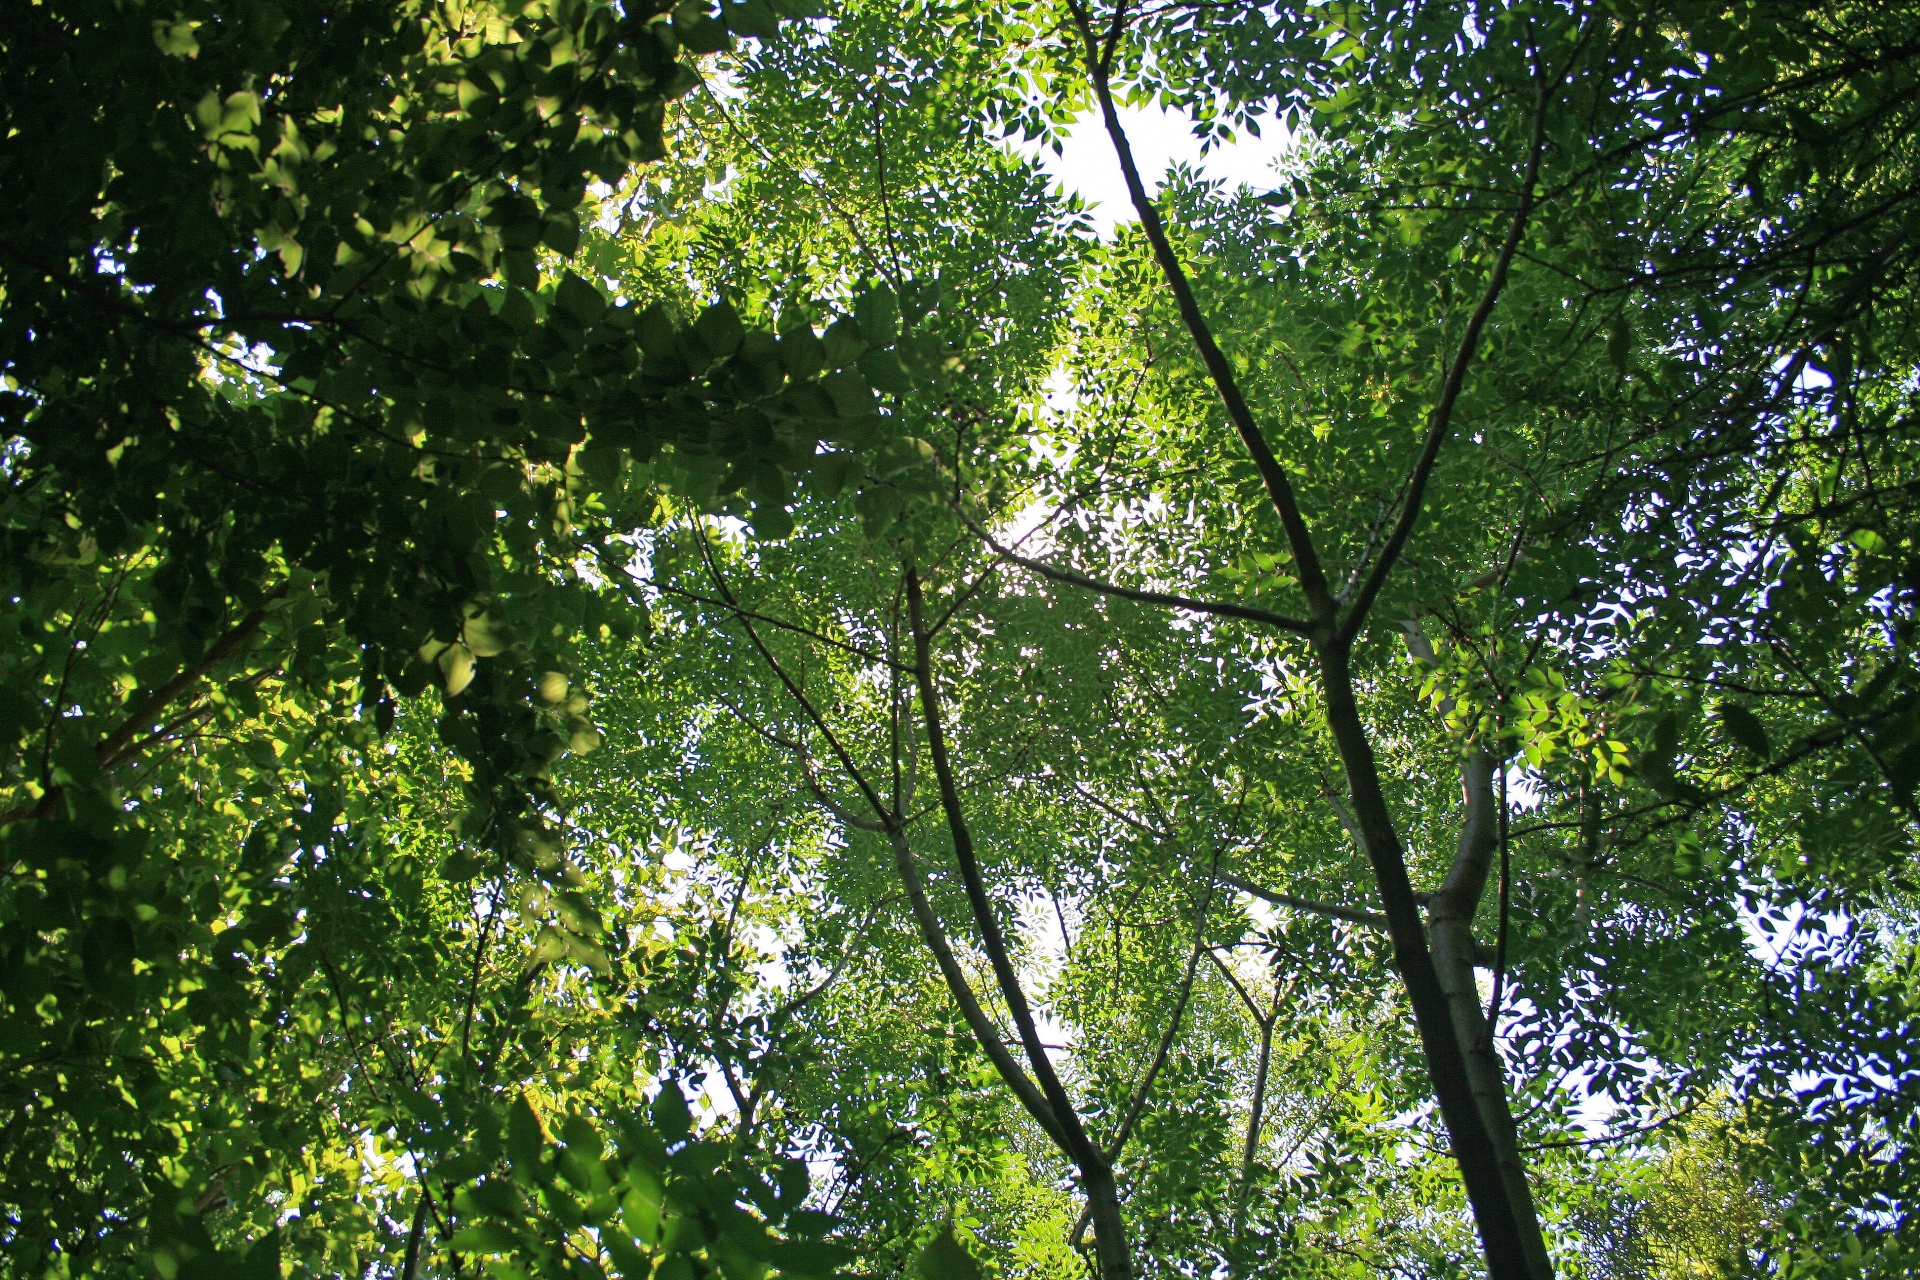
[749,504,794,540]
[555,272,607,327]
[820,372,875,421]
[1717,703,1772,760]
[780,329,827,381]
[773,1238,855,1277]
[451,1222,523,1255]
[234,1235,280,1280]
[857,349,914,397]
[696,300,746,357]
[855,287,898,346]
[724,0,783,42]
[821,319,866,369]
[507,1096,549,1180]
[636,303,683,356]
[82,917,137,1008]
[911,1227,979,1280]
[543,214,582,258]
[152,18,201,59]
[503,249,541,290]
[1608,313,1632,373]
[653,1085,692,1140]
[808,453,855,500]
[673,2,733,54]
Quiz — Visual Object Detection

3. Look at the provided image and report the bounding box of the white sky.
[1024,105,1295,237]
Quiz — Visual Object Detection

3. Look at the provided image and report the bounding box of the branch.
[958,507,1310,634]
[625,553,907,672]
[1103,857,1218,1163]
[1337,78,1551,644]
[103,588,287,763]
[1520,1095,1706,1153]
[906,568,1106,1174]
[708,693,890,835]
[1216,870,1389,930]
[696,534,1064,1145]
[401,1185,432,1280]
[1070,1,1337,626]
[882,823,1066,1147]
[1,588,285,828]
[692,523,893,823]
[1485,762,1513,1034]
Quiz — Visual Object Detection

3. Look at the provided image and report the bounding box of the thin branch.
[958,507,1311,634]
[709,692,891,834]
[906,568,1106,1173]
[1,588,285,828]
[692,522,891,821]
[1338,76,1551,644]
[1102,853,1219,1163]
[460,884,504,1067]
[1521,1095,1706,1152]
[1217,870,1389,930]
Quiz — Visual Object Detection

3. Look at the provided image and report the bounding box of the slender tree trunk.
[1316,642,1535,1278]
[401,1185,430,1280]
[1429,751,1555,1280]
[906,571,1133,1280]
[1241,1010,1274,1185]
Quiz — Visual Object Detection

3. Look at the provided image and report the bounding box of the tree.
[9,2,1920,1278]
[0,1,874,1273]
[627,1,1920,1275]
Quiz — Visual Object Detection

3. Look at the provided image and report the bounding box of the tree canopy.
[4,2,1919,1279]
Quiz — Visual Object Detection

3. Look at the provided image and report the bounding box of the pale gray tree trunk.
[1428,749,1554,1280]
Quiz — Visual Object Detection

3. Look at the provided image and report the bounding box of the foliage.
[6,2,1920,1279]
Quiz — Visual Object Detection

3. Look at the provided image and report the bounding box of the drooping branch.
[958,507,1311,634]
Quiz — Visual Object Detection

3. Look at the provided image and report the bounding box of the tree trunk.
[1428,751,1555,1280]
[906,571,1133,1280]
[1083,1164,1131,1280]
[1316,642,1537,1279]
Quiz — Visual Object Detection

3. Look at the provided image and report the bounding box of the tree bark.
[1317,643,1535,1278]
[1428,751,1555,1280]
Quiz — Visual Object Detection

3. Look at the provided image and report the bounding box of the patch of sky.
[1010,103,1297,240]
